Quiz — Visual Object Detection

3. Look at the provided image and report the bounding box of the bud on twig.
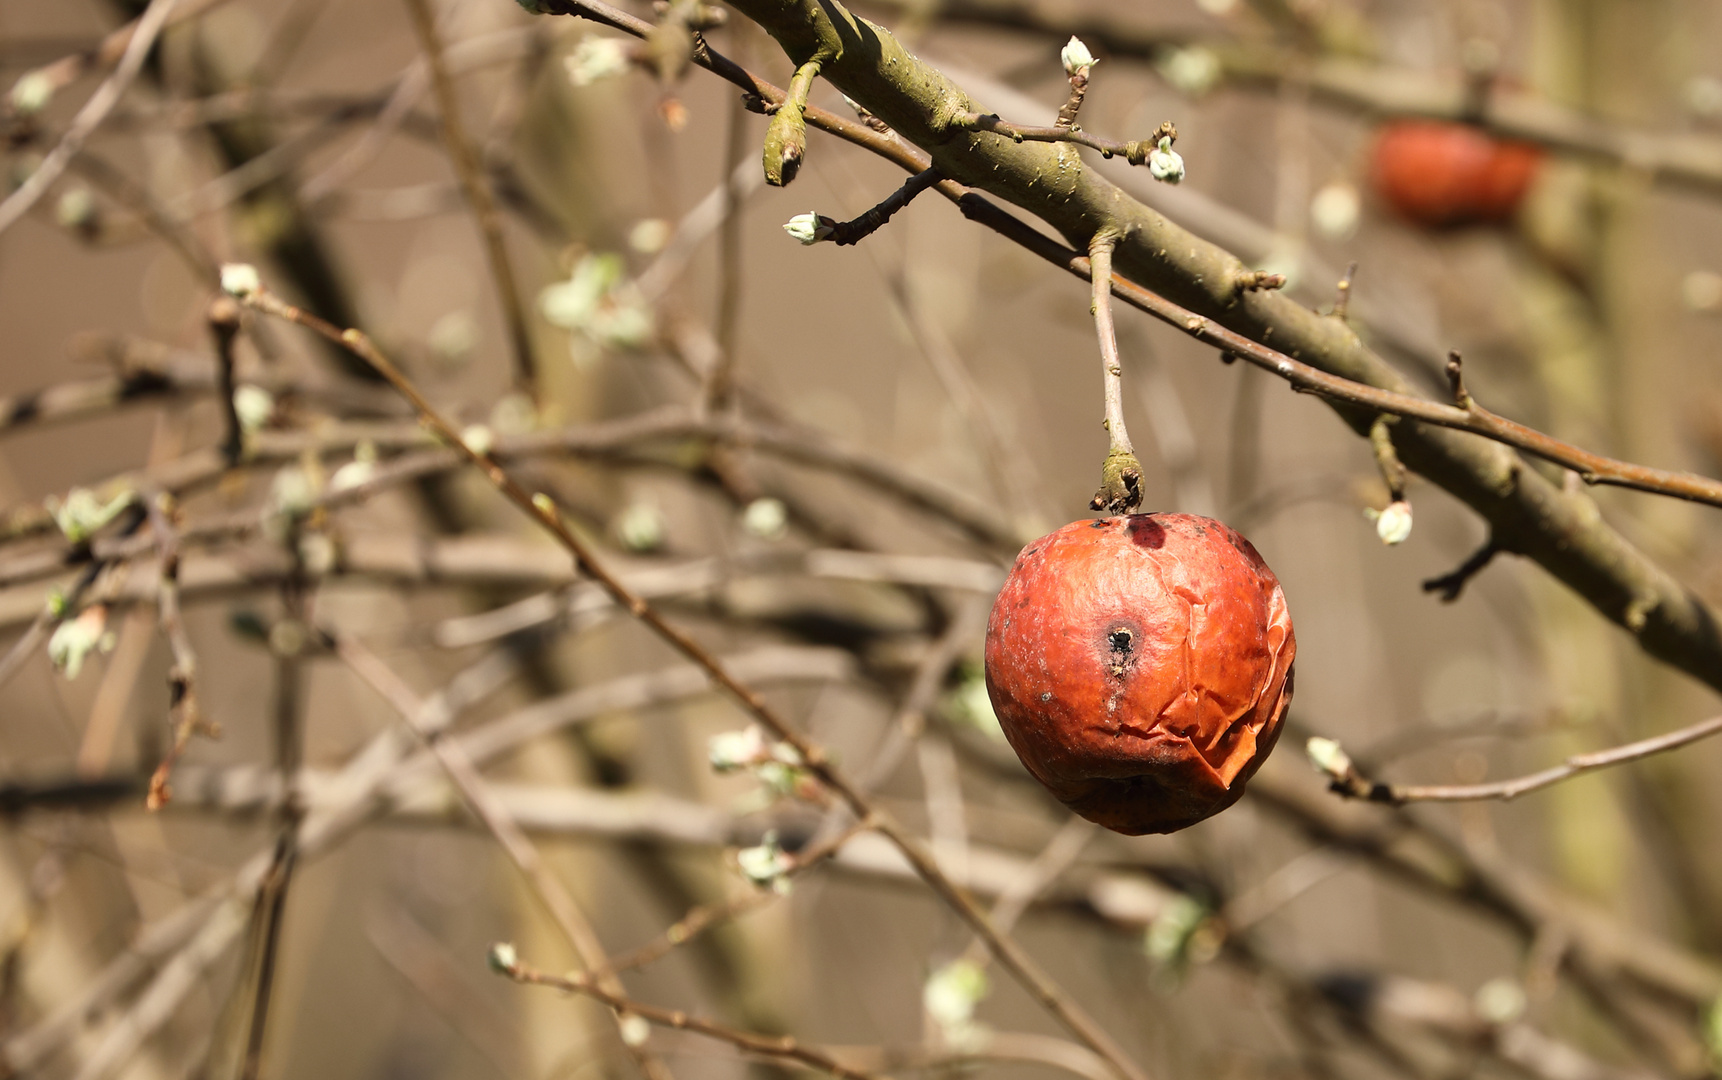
[1060,36,1096,77]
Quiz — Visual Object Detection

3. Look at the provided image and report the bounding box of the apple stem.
[1088,234,1144,514]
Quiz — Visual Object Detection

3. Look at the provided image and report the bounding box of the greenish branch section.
[725,0,1722,694]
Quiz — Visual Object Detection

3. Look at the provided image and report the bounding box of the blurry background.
[1,0,1721,1077]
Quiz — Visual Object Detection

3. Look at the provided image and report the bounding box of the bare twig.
[0,0,184,237]
[238,283,1150,1080]
[497,955,888,1080]
[1422,537,1500,602]
[209,298,245,468]
[1313,713,1722,805]
[826,166,941,245]
[332,631,673,1080]
[1087,235,1142,514]
[402,0,538,393]
[142,492,210,811]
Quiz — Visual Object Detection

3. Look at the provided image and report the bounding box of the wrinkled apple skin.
[984,514,1296,835]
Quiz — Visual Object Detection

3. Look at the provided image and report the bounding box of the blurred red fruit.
[1370,120,1543,228]
[984,514,1296,835]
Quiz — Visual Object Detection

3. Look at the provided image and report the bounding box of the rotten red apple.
[1370,120,1542,229]
[984,514,1296,835]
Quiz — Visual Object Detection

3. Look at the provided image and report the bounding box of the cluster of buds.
[48,604,114,680]
[708,724,813,800]
[1144,893,1221,984]
[565,36,633,87]
[735,830,795,893]
[538,252,653,352]
[47,487,133,545]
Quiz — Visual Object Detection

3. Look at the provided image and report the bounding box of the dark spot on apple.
[1040,691,1053,702]
[1090,519,1109,529]
[1127,516,1165,549]
[1108,627,1133,654]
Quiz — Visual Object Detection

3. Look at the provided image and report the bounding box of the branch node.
[762,58,821,186]
[1332,261,1358,320]
[1445,350,1472,409]
[1090,447,1144,514]
[1236,269,1287,293]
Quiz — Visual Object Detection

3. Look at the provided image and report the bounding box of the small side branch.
[208,297,243,468]
[950,113,1174,170]
[495,952,888,1080]
[1087,236,1142,515]
[143,491,211,811]
[762,57,821,186]
[1308,711,1722,804]
[828,166,939,246]
[1369,416,1406,502]
[1332,262,1358,320]
[1422,537,1500,602]
[403,0,538,394]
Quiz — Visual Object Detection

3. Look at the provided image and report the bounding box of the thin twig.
[598,816,873,978]
[401,0,538,393]
[209,298,245,468]
[142,491,210,811]
[332,631,673,1080]
[1314,712,1722,805]
[950,111,1161,166]
[238,284,1150,1080]
[498,956,888,1080]
[0,0,184,237]
[1087,235,1142,514]
[236,519,311,1080]
[826,166,941,246]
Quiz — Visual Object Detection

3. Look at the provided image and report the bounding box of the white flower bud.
[736,831,793,893]
[56,188,95,231]
[1304,736,1353,780]
[565,37,631,87]
[233,385,274,433]
[48,488,132,544]
[220,262,262,299]
[1158,46,1220,97]
[265,467,319,535]
[1147,136,1186,184]
[924,958,989,1047]
[1368,500,1413,545]
[49,605,112,680]
[539,253,653,350]
[614,502,665,552]
[9,71,53,117]
[742,497,788,540]
[708,725,769,772]
[460,424,495,458]
[782,212,833,246]
[1144,893,1210,968]
[486,941,519,974]
[330,458,377,494]
[1473,978,1527,1025]
[1060,36,1096,77]
[618,1014,652,1047]
[427,310,477,368]
[628,218,672,254]
[1310,181,1361,241]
